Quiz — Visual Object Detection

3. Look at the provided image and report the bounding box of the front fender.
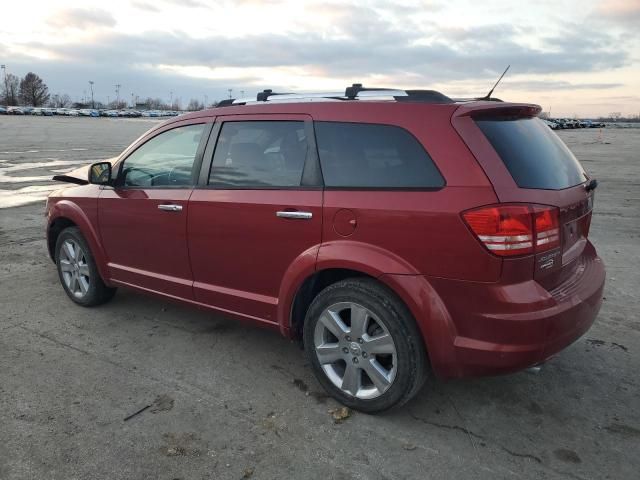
[48,198,112,285]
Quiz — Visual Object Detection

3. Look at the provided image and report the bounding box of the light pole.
[228,88,233,99]
[89,81,94,109]
[169,91,173,110]
[204,94,208,109]
[115,84,121,108]
[1,65,7,107]
[131,92,134,108]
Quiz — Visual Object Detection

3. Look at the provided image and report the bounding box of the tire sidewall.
[303,279,424,413]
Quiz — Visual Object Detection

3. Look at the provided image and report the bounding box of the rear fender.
[280,240,458,378]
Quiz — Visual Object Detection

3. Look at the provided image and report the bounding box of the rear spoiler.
[453,102,542,119]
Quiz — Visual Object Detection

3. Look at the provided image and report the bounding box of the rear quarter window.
[475,117,587,190]
[314,122,444,188]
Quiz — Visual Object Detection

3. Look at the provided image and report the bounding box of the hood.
[52,157,117,185]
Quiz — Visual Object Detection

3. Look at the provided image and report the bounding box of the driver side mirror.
[88,162,112,185]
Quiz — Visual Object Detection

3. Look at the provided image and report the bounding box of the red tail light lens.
[463,204,560,257]
[533,206,560,251]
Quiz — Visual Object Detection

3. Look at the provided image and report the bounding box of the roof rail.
[215,84,454,107]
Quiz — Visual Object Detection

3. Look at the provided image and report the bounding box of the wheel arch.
[47,200,111,284]
[280,240,458,379]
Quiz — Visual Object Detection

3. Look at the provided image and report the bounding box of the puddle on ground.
[0,184,62,208]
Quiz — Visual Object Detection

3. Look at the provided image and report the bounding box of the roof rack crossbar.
[344,83,401,99]
[217,84,453,107]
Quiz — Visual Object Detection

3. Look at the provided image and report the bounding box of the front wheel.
[55,227,116,306]
[303,278,428,413]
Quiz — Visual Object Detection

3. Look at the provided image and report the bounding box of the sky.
[1,0,639,117]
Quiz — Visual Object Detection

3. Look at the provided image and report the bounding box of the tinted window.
[121,124,205,187]
[476,117,587,190]
[209,121,308,187]
[314,122,444,188]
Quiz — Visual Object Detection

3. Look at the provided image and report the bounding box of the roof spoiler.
[453,103,542,119]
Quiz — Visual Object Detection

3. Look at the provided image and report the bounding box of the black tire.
[303,277,428,413]
[55,226,116,307]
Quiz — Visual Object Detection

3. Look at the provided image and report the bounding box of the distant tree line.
[2,70,222,111]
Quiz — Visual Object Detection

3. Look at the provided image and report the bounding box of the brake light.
[533,206,560,251]
[463,204,560,257]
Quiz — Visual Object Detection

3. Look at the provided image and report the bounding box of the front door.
[98,121,210,298]
[188,115,323,324]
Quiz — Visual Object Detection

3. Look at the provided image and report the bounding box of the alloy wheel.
[313,301,397,400]
[59,239,90,298]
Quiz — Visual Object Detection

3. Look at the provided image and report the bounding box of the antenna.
[481,65,510,100]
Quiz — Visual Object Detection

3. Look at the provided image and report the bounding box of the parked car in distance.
[46,85,605,412]
[7,106,24,114]
[0,106,7,114]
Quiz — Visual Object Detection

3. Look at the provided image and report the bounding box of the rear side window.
[475,117,587,190]
[314,122,444,188]
[209,121,308,187]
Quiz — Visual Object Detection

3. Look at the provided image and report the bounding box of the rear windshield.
[475,117,587,190]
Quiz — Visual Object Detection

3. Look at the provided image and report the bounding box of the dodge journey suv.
[46,85,605,412]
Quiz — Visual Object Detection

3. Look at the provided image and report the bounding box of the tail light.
[463,204,560,257]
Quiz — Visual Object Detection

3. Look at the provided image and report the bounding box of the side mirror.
[88,162,112,185]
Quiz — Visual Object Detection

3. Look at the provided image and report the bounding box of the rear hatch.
[452,103,595,289]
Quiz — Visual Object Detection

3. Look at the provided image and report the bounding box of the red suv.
[46,86,605,412]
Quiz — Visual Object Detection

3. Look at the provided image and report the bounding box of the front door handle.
[276,210,313,220]
[158,204,183,212]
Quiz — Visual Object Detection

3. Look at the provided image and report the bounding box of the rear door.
[452,104,594,288]
[187,114,323,325]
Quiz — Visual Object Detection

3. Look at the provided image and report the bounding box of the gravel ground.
[0,116,638,479]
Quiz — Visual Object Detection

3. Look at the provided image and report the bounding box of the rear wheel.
[303,278,428,413]
[55,227,116,306]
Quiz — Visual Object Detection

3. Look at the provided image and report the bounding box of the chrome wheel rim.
[59,239,90,298]
[313,302,397,400]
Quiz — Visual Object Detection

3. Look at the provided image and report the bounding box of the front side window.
[209,121,308,187]
[120,124,205,187]
[314,122,445,188]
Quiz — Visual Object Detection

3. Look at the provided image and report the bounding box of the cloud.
[47,8,117,29]
[504,80,624,91]
[2,0,636,116]
[594,0,640,22]
[24,18,629,84]
[131,1,161,13]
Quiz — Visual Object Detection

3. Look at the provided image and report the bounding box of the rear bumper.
[420,242,605,378]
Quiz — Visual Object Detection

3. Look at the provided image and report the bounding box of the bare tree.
[19,72,50,106]
[49,93,72,108]
[1,73,20,106]
[144,97,166,109]
[187,98,204,111]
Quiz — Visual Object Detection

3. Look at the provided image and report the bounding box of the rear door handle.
[276,210,313,220]
[158,204,183,212]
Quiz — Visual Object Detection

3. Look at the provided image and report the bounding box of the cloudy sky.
[1,0,639,116]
